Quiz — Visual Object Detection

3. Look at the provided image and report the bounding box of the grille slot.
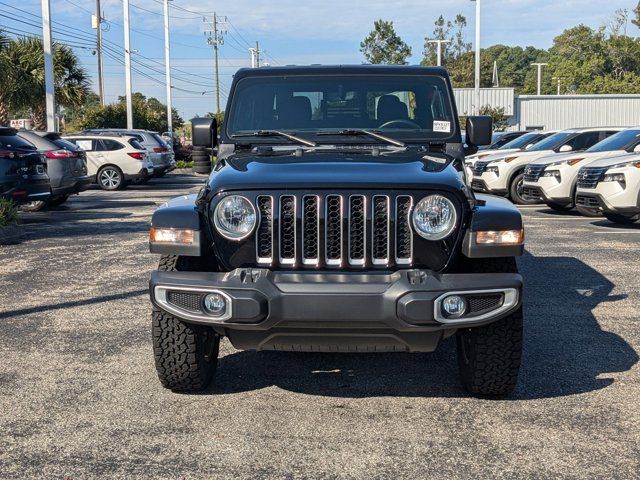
[279,195,296,265]
[254,193,421,269]
[372,195,390,265]
[577,167,607,189]
[325,195,343,265]
[348,195,366,265]
[524,164,546,182]
[302,195,320,265]
[167,291,203,313]
[256,196,273,264]
[395,196,413,264]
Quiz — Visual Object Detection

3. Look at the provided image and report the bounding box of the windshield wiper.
[318,129,405,148]
[232,130,316,148]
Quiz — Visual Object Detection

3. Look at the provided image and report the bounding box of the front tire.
[604,212,637,225]
[152,255,220,392]
[510,173,538,205]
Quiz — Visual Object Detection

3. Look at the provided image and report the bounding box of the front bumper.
[150,268,523,352]
[471,175,508,195]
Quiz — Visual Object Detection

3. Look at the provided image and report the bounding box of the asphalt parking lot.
[0,173,638,479]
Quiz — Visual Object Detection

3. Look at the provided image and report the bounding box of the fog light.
[442,295,467,318]
[203,293,227,316]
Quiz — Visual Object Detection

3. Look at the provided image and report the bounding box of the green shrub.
[175,160,194,169]
[0,198,19,227]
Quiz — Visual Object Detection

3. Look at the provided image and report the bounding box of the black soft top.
[233,64,450,80]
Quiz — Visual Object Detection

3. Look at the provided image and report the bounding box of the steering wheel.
[378,119,422,130]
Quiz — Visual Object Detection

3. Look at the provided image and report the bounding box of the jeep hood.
[208,150,466,193]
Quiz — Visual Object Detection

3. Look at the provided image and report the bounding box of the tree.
[632,2,640,29]
[0,30,10,125]
[422,14,471,67]
[360,20,412,65]
[479,105,508,131]
[0,37,90,129]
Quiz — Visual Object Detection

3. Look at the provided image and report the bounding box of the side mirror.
[633,144,640,153]
[558,144,573,153]
[524,143,534,150]
[465,116,493,155]
[191,117,218,148]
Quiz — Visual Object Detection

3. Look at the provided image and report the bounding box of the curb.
[0,224,24,246]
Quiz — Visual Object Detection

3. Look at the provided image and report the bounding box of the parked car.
[63,134,154,190]
[465,130,557,180]
[471,127,623,204]
[0,127,50,204]
[478,131,527,151]
[81,129,175,177]
[575,154,640,224]
[522,127,640,211]
[16,130,91,211]
[148,65,527,397]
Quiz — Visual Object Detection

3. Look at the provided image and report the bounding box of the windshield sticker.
[433,121,451,133]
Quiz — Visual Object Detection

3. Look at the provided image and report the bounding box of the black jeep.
[148,65,525,396]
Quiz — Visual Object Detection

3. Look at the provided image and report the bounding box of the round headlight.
[214,195,256,240]
[412,194,457,240]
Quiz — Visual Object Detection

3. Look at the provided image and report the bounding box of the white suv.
[64,135,154,190]
[471,128,622,204]
[575,154,640,224]
[522,128,640,211]
[465,130,555,181]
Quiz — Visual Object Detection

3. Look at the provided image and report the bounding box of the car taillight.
[45,149,76,159]
[128,152,145,160]
[153,147,168,153]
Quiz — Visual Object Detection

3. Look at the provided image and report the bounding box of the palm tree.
[0,30,12,125]
[0,37,91,130]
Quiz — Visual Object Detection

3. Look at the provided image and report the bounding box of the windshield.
[587,129,640,152]
[528,132,573,151]
[226,74,456,142]
[499,132,542,150]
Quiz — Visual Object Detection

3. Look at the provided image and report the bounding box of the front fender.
[462,194,524,258]
[149,194,204,256]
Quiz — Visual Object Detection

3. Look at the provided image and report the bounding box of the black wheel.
[97,166,125,190]
[509,172,538,205]
[19,200,47,212]
[547,201,573,212]
[455,256,522,396]
[604,213,637,225]
[48,195,70,207]
[152,255,220,392]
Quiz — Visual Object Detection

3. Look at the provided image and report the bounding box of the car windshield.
[499,132,542,150]
[226,74,456,142]
[587,129,640,152]
[527,132,573,151]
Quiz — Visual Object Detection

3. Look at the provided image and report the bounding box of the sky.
[1,0,638,120]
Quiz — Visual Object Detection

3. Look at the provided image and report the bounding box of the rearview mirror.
[465,116,493,155]
[558,145,573,153]
[191,117,218,148]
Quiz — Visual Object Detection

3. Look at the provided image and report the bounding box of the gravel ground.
[0,173,638,479]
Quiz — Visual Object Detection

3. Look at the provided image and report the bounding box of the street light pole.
[41,0,56,131]
[123,0,133,129]
[163,0,172,135]
[472,0,481,115]
[531,62,548,96]
[427,39,451,66]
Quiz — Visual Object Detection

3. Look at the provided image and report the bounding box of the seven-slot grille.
[255,193,415,268]
[523,164,546,182]
[577,166,608,188]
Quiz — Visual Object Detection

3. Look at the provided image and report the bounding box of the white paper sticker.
[433,121,451,133]
[76,140,92,151]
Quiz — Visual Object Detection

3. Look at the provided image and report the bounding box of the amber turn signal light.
[476,230,524,245]
[150,227,194,244]
[568,158,584,166]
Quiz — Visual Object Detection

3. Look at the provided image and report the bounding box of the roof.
[234,64,450,79]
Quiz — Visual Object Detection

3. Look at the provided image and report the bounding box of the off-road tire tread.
[152,254,219,392]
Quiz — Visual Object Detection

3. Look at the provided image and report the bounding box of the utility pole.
[249,42,262,68]
[426,39,450,67]
[471,0,481,115]
[255,41,260,68]
[552,76,565,95]
[204,13,226,114]
[531,62,548,96]
[123,0,133,128]
[93,0,104,106]
[163,0,172,134]
[41,0,56,131]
